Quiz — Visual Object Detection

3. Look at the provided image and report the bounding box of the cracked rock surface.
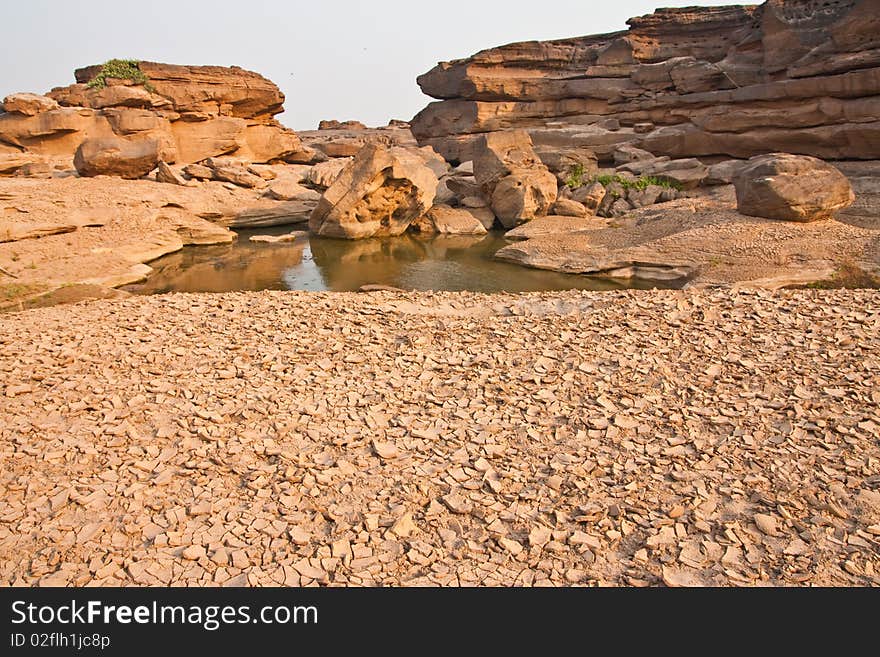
[1,289,878,586]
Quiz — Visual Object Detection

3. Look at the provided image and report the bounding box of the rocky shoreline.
[1,288,878,586]
[2,3,880,306]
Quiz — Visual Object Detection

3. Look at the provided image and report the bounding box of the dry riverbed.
[0,289,878,587]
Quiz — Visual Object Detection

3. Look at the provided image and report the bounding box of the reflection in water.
[127,227,669,295]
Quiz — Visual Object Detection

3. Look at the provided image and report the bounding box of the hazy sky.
[1,0,730,130]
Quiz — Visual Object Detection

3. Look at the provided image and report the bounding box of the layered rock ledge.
[0,61,314,172]
[412,0,880,162]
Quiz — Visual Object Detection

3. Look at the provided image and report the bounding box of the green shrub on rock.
[594,174,682,192]
[565,167,683,193]
[564,164,588,189]
[86,59,155,92]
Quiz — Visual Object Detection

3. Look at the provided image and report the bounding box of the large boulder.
[472,130,557,228]
[309,144,438,239]
[733,153,855,222]
[73,136,160,179]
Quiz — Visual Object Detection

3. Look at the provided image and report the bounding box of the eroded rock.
[309,144,438,239]
[473,130,557,228]
[2,93,59,116]
[734,153,855,222]
[411,205,488,235]
[411,1,880,162]
[74,136,160,179]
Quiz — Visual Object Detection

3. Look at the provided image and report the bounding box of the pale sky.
[1,0,732,130]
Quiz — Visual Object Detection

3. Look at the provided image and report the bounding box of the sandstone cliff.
[412,0,880,162]
[0,60,314,172]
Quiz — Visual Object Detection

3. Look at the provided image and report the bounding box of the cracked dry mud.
[1,289,878,587]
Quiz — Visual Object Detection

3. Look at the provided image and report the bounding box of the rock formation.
[73,135,162,179]
[410,205,489,235]
[309,144,438,239]
[412,0,880,163]
[298,122,418,159]
[472,130,557,228]
[734,153,855,221]
[0,61,314,176]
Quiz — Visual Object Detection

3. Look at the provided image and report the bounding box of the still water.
[125,227,671,294]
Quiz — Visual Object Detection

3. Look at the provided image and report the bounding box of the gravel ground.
[1,289,878,587]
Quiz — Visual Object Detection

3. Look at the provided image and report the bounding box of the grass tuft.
[0,282,47,302]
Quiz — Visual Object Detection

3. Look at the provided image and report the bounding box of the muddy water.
[125,228,675,294]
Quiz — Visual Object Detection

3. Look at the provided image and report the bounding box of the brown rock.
[306,158,352,189]
[445,176,481,199]
[2,93,59,116]
[74,136,160,179]
[706,159,746,185]
[182,545,206,561]
[734,153,855,222]
[49,83,169,112]
[410,2,880,162]
[249,230,307,244]
[69,61,285,121]
[14,160,53,179]
[238,124,311,164]
[318,119,368,131]
[410,205,488,235]
[156,207,235,244]
[371,439,400,459]
[571,182,606,213]
[0,107,106,156]
[466,206,496,230]
[204,158,266,189]
[754,513,778,536]
[614,144,655,165]
[389,513,417,538]
[182,163,214,180]
[156,161,188,186]
[473,130,557,228]
[227,201,317,228]
[0,152,43,176]
[170,117,246,164]
[535,147,598,183]
[265,179,320,202]
[627,185,665,208]
[550,198,589,218]
[309,144,438,239]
